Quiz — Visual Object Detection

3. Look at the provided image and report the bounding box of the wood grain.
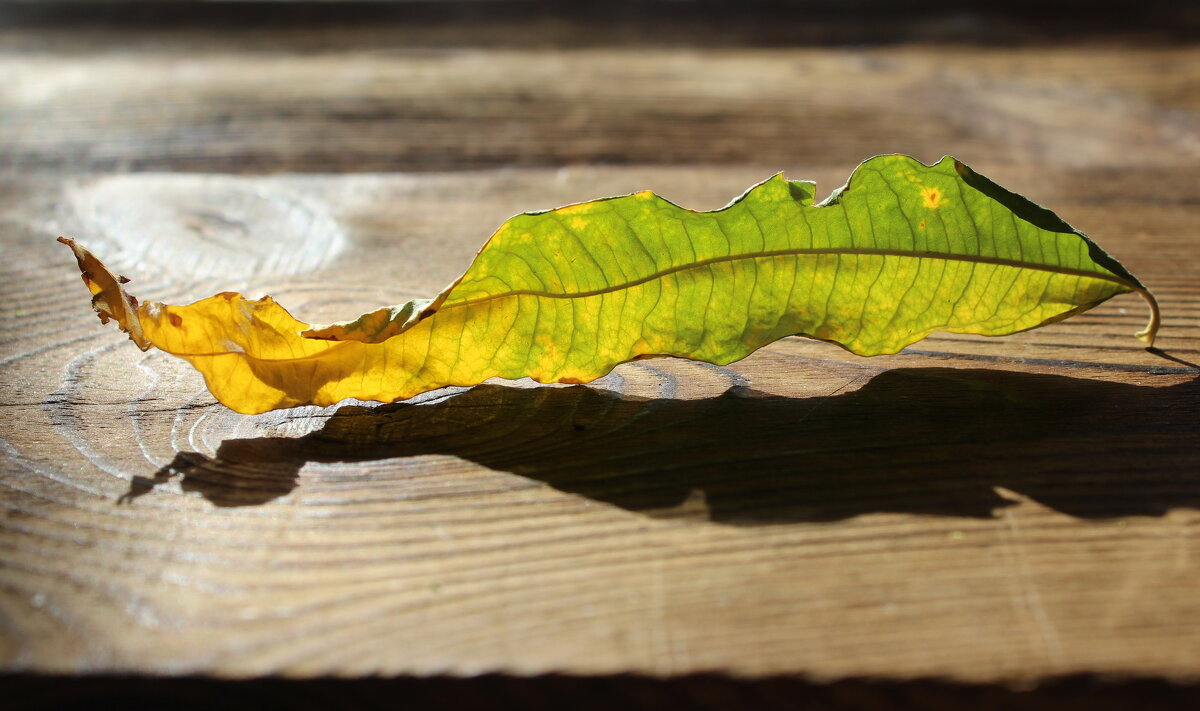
[5,42,1199,174]
[1,11,1199,688]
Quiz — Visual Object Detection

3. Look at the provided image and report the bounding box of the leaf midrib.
[151,248,1143,361]
[442,247,1135,311]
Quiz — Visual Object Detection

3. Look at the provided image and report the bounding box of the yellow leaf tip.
[59,236,153,351]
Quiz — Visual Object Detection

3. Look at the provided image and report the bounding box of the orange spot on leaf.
[920,186,947,210]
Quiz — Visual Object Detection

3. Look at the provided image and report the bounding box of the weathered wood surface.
[1,7,1199,689]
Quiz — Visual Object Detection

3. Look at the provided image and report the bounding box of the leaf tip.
[59,236,153,351]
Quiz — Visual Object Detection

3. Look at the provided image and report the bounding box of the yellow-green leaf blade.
[63,155,1157,414]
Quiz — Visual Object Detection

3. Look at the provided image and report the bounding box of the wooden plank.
[4,43,1199,173]
[3,164,1198,681]
[1,26,1199,685]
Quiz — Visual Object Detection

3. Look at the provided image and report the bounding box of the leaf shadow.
[128,368,1200,523]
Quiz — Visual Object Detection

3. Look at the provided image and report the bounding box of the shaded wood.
[0,13,1199,689]
[4,672,1199,711]
[3,1,1196,49]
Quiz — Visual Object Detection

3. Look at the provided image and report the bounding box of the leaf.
[62,155,1159,414]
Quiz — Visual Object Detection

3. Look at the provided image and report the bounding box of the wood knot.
[60,174,347,280]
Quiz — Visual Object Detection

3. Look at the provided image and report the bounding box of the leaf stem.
[1132,284,1161,347]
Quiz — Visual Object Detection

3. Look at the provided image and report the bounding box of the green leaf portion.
[314,154,1153,367]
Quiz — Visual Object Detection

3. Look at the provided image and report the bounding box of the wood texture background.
[1,1,1198,700]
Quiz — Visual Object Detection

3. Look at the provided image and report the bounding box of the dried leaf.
[62,155,1159,414]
